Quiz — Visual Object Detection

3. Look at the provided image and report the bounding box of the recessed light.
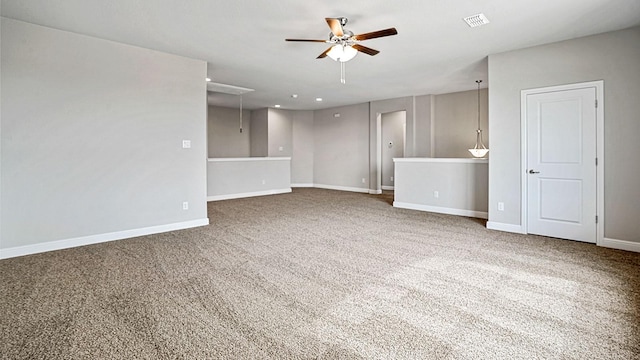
[206,77,211,82]
[316,98,323,102]
[274,104,281,108]
[291,94,298,98]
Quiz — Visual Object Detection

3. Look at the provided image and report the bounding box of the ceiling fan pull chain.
[341,61,346,84]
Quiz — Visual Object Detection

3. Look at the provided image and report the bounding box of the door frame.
[379,111,407,191]
[375,110,408,193]
[520,80,604,245]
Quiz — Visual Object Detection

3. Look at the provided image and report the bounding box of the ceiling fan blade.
[353,28,398,41]
[285,39,328,42]
[325,18,344,37]
[352,44,380,56]
[316,47,332,59]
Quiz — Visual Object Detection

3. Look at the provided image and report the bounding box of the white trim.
[595,84,605,246]
[486,221,526,234]
[291,183,314,188]
[381,185,395,190]
[393,201,488,219]
[314,184,369,193]
[207,188,291,201]
[369,189,383,195]
[600,238,640,253]
[520,88,528,236]
[520,80,604,244]
[207,157,291,162]
[393,158,488,164]
[0,218,210,260]
[376,113,382,193]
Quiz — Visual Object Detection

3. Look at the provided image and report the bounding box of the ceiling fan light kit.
[327,44,358,62]
[286,17,397,84]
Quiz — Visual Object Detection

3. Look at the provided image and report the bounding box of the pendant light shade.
[469,80,488,157]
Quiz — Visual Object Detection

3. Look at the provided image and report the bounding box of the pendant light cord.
[476,80,482,131]
[239,95,243,133]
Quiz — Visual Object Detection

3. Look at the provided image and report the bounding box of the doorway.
[521,81,604,244]
[381,111,406,190]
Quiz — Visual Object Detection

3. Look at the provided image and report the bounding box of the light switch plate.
[182,140,191,148]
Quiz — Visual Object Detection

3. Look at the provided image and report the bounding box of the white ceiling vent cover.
[463,13,490,28]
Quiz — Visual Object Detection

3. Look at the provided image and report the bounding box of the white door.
[526,87,597,243]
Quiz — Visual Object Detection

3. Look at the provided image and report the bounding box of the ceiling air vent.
[463,13,490,28]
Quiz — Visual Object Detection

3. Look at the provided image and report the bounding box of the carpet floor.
[1,188,639,359]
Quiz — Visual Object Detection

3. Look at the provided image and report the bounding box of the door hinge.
[595,99,598,108]
[596,215,599,224]
[595,157,598,166]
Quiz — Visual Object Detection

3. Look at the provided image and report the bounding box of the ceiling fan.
[285,17,398,83]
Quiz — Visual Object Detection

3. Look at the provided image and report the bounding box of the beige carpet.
[1,188,639,359]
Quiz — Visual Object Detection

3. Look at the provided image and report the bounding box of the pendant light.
[468,80,489,157]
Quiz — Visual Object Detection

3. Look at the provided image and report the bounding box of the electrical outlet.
[434,191,439,198]
[498,202,504,211]
[262,179,266,185]
[390,176,394,182]
[278,146,283,151]
[182,201,189,210]
[182,140,191,149]
[361,178,366,184]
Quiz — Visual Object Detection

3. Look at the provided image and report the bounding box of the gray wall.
[1,18,207,249]
[414,95,433,157]
[291,110,314,185]
[488,26,640,242]
[433,89,488,158]
[394,159,488,217]
[214,107,312,186]
[207,158,291,200]
[314,103,370,190]
[381,111,405,188]
[250,108,268,157]
[267,109,293,157]
[208,105,251,158]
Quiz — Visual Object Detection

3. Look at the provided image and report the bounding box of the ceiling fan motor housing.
[330,30,354,43]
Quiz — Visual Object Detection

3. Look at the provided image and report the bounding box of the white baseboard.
[0,218,210,260]
[486,221,526,234]
[207,188,292,201]
[314,184,369,194]
[600,237,640,253]
[393,202,488,219]
[381,186,395,191]
[289,184,384,195]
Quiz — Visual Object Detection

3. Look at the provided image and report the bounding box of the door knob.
[529,169,540,174]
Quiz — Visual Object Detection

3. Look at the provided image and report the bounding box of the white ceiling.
[2,0,639,110]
